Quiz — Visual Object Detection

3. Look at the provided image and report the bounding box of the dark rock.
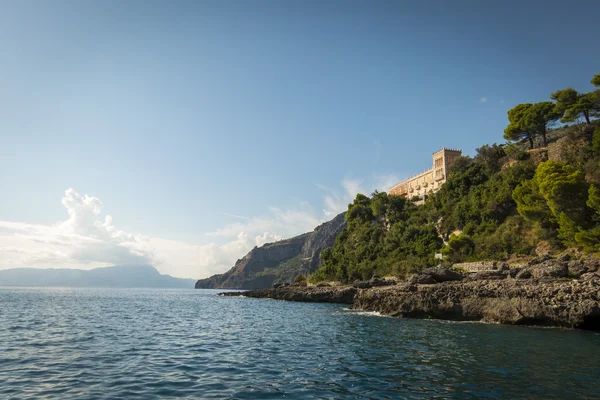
[352,277,600,330]
[273,283,283,288]
[493,262,509,271]
[353,280,372,289]
[515,269,532,279]
[557,253,571,262]
[408,274,436,285]
[370,277,396,287]
[469,270,508,280]
[353,277,396,289]
[568,260,587,278]
[221,286,357,304]
[421,266,463,282]
[583,257,600,273]
[528,253,552,266]
[531,260,568,279]
[316,282,331,288]
[508,268,521,278]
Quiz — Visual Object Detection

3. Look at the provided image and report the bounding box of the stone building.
[389,147,462,203]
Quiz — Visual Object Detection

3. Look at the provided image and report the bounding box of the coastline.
[221,258,600,331]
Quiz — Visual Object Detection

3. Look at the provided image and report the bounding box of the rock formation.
[195,212,346,289]
[221,256,600,330]
[220,285,357,304]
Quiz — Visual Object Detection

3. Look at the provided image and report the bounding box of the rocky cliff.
[221,255,600,330]
[195,212,346,289]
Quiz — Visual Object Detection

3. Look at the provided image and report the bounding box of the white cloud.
[0,177,402,279]
[0,189,153,272]
[480,97,488,103]
[0,189,272,279]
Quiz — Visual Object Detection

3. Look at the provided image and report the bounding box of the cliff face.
[195,212,346,289]
[352,274,600,330]
[220,258,600,330]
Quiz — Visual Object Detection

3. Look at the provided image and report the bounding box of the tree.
[533,161,590,245]
[587,185,600,215]
[504,103,536,149]
[346,193,373,224]
[441,234,475,263]
[523,102,561,147]
[504,102,560,148]
[590,74,600,119]
[475,144,506,172]
[512,178,553,224]
[551,88,594,124]
[370,191,388,219]
[536,161,588,220]
[293,274,307,286]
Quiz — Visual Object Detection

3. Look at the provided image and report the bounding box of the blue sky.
[1,0,599,278]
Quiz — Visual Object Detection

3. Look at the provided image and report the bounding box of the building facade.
[389,147,462,202]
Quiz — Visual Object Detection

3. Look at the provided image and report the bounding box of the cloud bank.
[0,177,398,279]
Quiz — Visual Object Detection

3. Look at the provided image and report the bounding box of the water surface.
[1,287,599,399]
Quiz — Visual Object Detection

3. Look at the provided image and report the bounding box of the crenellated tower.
[389,147,462,203]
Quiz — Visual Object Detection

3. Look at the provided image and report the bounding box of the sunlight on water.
[1,287,599,399]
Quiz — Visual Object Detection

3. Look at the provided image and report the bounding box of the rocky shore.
[221,254,600,330]
[220,285,357,304]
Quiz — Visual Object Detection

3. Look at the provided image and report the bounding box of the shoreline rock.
[220,261,600,330]
[352,278,600,330]
[220,285,357,304]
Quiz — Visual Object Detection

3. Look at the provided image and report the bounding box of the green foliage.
[535,161,588,221]
[473,215,535,260]
[587,185,600,215]
[552,88,596,124]
[441,234,475,263]
[311,73,600,283]
[513,160,597,247]
[504,103,536,149]
[504,102,560,148]
[312,193,442,283]
[293,274,307,286]
[513,178,554,224]
[592,127,600,154]
[552,75,600,124]
[475,144,506,172]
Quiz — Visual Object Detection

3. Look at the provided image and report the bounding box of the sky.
[1,0,599,279]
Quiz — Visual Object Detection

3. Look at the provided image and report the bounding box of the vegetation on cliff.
[312,73,600,284]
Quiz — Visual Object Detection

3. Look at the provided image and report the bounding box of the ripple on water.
[1,287,599,399]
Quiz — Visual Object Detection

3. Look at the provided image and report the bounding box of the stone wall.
[453,261,496,273]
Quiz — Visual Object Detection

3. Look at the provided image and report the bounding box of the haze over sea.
[1,287,599,399]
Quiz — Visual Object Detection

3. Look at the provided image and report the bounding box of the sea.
[1,287,599,399]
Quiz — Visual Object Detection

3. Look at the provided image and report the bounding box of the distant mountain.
[0,265,195,288]
[195,212,347,290]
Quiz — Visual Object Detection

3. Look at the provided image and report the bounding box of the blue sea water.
[1,287,599,399]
